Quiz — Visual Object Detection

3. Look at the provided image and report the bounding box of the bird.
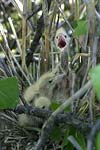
[55,27,70,73]
[34,96,51,108]
[23,71,57,103]
[18,72,55,127]
[18,96,51,127]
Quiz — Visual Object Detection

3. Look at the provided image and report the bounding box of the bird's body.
[23,71,56,104]
[18,72,56,127]
[18,96,51,127]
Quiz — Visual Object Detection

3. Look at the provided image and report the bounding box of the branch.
[15,104,90,132]
[87,119,100,150]
[26,0,52,67]
[68,135,82,150]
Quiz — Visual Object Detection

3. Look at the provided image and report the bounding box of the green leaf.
[0,77,19,109]
[50,126,62,142]
[90,65,100,99]
[75,131,86,149]
[62,132,75,150]
[62,129,70,148]
[95,132,100,150]
[64,105,71,112]
[62,127,86,150]
[50,102,61,111]
[62,143,74,150]
[73,20,87,37]
[62,127,76,149]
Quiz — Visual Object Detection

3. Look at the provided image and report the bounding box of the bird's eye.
[64,35,67,38]
[56,36,58,39]
[48,79,52,83]
[42,106,45,109]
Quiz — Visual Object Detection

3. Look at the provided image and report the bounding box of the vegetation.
[0,0,100,150]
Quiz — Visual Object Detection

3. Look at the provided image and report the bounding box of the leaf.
[62,127,86,150]
[50,102,61,111]
[62,129,70,148]
[64,105,71,112]
[90,65,100,99]
[50,126,62,142]
[75,131,86,149]
[0,77,19,109]
[73,20,87,37]
[95,132,100,150]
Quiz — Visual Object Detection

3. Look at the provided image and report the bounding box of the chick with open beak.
[55,27,70,51]
[55,27,70,73]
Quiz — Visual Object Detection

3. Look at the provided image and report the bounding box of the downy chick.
[24,71,56,103]
[18,72,56,127]
[55,27,70,73]
[34,96,51,108]
[18,65,69,127]
[18,96,51,127]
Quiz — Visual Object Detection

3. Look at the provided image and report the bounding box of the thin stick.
[0,23,31,85]
[22,0,27,70]
[8,17,22,55]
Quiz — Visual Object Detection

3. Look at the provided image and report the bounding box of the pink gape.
[58,35,67,48]
[55,28,70,52]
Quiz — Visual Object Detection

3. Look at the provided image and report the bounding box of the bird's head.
[55,27,70,51]
[34,96,51,109]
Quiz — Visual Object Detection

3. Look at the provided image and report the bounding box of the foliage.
[0,77,19,109]
[90,65,100,100]
[96,132,100,150]
[73,20,87,37]
[0,0,100,150]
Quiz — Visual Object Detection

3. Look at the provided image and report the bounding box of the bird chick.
[55,27,70,73]
[55,27,70,51]
[18,72,56,127]
[24,71,56,103]
[34,96,51,108]
[18,113,43,127]
[18,96,51,127]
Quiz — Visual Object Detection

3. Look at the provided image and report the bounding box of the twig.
[26,15,44,67]
[41,0,50,72]
[68,135,82,150]
[26,0,52,66]
[55,0,74,31]
[92,35,98,67]
[11,0,23,15]
[87,119,100,150]
[70,71,76,112]
[82,48,91,86]
[95,9,100,21]
[15,103,91,132]
[8,17,22,55]
[88,91,94,125]
[0,23,31,85]
[27,5,42,20]
[0,24,17,75]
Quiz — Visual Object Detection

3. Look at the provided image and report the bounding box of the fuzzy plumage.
[24,71,56,103]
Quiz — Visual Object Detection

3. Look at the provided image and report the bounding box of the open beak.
[58,36,67,49]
